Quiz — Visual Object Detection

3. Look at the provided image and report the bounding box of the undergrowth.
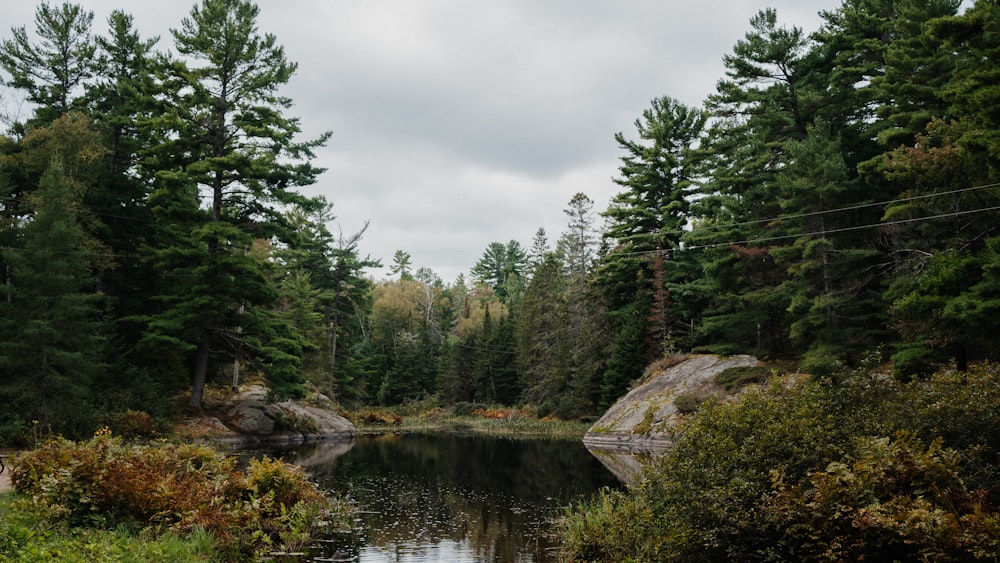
[559,362,1000,561]
[343,400,591,437]
[0,492,217,562]
[7,433,353,560]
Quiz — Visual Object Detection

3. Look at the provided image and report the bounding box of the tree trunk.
[189,323,212,409]
[955,344,968,372]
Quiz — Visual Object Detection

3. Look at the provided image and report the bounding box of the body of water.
[268,432,622,562]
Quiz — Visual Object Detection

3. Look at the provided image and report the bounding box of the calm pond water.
[266,432,623,562]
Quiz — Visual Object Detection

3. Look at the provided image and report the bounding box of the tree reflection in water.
[272,433,622,562]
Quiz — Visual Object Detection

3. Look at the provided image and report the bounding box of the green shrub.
[800,345,845,379]
[557,488,665,562]
[673,392,701,414]
[713,365,771,392]
[560,364,1000,560]
[0,494,217,562]
[342,407,404,426]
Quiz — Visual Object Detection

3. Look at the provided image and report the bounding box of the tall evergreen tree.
[143,0,330,407]
[84,10,161,330]
[389,250,413,280]
[0,156,104,436]
[600,96,706,304]
[558,193,598,278]
[880,120,998,373]
[597,96,704,400]
[472,305,520,405]
[518,252,569,409]
[815,0,960,154]
[526,227,551,276]
[471,240,528,304]
[0,1,96,128]
[931,0,1000,175]
[773,123,885,363]
[276,202,378,401]
[325,224,379,401]
[690,8,823,358]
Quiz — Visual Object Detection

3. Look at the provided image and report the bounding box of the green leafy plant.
[673,388,713,414]
[713,365,771,392]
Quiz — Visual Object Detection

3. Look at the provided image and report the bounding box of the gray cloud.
[1,0,832,281]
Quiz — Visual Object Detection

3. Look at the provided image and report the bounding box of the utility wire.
[685,204,1000,251]
[604,203,1000,258]
[685,181,1000,235]
[2,181,998,260]
[605,181,1000,246]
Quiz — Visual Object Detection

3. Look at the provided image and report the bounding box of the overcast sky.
[2,1,837,282]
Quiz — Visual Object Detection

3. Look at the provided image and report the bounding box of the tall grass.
[0,494,217,562]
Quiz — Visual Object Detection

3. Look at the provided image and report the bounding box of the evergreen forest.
[1,0,999,444]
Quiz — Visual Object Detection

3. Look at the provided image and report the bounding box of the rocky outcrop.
[182,385,356,446]
[584,354,760,454]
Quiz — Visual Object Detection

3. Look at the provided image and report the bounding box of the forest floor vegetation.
[0,432,355,562]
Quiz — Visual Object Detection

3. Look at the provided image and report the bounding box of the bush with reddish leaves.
[10,434,350,557]
[767,432,1000,561]
[108,409,159,439]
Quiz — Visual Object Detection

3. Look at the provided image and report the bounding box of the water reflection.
[584,446,657,485]
[270,433,621,562]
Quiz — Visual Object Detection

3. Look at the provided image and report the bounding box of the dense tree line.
[0,0,367,440]
[1,0,998,442]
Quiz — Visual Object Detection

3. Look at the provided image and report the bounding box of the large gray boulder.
[584,354,760,454]
[221,385,356,444]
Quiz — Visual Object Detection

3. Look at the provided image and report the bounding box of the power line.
[2,181,998,262]
[606,181,1000,246]
[685,204,1000,251]
[0,245,142,260]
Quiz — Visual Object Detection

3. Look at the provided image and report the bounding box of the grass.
[354,414,592,438]
[0,492,218,562]
[343,401,593,438]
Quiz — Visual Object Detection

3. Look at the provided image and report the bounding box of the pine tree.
[774,123,885,362]
[0,157,104,436]
[0,1,96,127]
[558,193,598,278]
[597,96,704,398]
[144,0,330,408]
[390,250,413,280]
[599,296,648,410]
[84,11,162,337]
[526,227,551,276]
[471,240,528,304]
[816,0,960,153]
[518,252,569,409]
[931,0,1000,175]
[690,8,823,358]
